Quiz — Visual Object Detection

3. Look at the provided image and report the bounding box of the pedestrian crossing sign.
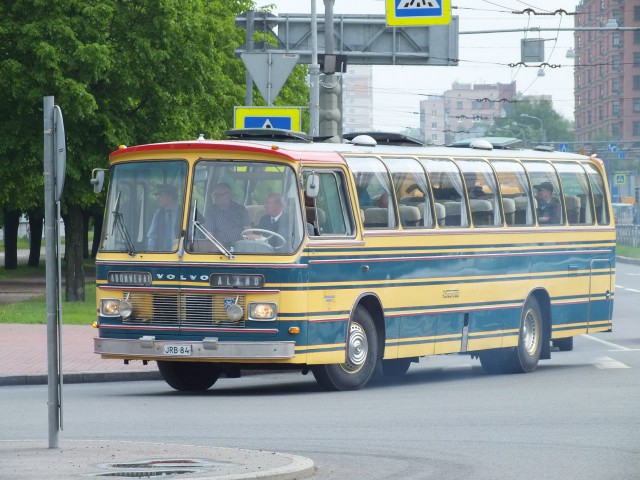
[386,0,451,26]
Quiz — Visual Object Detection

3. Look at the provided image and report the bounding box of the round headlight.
[101,299,120,316]
[118,300,133,319]
[227,304,244,322]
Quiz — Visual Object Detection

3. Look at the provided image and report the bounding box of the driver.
[255,193,290,246]
[204,182,250,248]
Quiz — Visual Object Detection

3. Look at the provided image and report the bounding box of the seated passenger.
[147,184,180,251]
[376,192,390,208]
[536,182,561,225]
[255,193,291,246]
[204,182,250,247]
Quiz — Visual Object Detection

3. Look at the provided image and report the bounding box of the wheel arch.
[351,293,386,360]
[527,288,552,360]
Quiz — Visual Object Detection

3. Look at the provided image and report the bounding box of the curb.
[0,370,161,387]
[617,255,640,266]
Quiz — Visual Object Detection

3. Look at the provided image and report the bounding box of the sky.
[255,0,581,131]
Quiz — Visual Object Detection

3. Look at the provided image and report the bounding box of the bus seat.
[564,195,581,224]
[246,204,265,227]
[502,198,516,225]
[513,196,529,225]
[398,205,421,227]
[470,199,492,226]
[435,203,446,226]
[442,201,461,226]
[363,207,388,228]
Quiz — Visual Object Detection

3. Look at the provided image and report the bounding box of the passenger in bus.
[255,193,291,246]
[147,184,180,251]
[204,182,251,247]
[536,182,561,224]
[375,192,389,208]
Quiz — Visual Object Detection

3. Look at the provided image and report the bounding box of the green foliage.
[488,100,574,144]
[0,281,95,324]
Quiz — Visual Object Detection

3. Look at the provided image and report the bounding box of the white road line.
[615,284,624,289]
[593,356,630,369]
[626,288,640,293]
[583,334,631,351]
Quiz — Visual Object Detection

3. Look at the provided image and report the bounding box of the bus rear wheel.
[479,297,543,374]
[157,361,220,391]
[312,306,379,391]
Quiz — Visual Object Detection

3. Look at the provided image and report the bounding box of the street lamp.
[520,113,545,143]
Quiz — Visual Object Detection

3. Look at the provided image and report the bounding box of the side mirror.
[90,169,106,193]
[305,172,320,198]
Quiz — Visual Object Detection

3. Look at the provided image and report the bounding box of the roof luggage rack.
[224,128,333,143]
[342,131,425,146]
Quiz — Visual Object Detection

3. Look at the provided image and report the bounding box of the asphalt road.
[2,263,639,479]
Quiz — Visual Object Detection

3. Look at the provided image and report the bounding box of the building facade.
[574,0,640,144]
[420,82,517,145]
[342,65,374,134]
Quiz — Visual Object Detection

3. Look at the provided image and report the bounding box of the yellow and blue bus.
[92,131,615,391]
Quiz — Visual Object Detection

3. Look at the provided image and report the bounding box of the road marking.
[626,288,640,293]
[583,334,631,351]
[592,356,630,369]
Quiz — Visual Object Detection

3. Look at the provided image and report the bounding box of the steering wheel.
[241,228,286,249]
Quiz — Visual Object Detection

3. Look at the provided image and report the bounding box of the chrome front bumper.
[94,336,296,360]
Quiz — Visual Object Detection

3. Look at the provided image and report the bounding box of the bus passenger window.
[523,161,564,226]
[584,163,610,225]
[418,157,468,227]
[557,163,595,225]
[492,160,535,226]
[346,157,397,229]
[382,156,435,229]
[456,159,502,227]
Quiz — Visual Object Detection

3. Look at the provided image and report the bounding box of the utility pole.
[245,10,255,106]
[319,0,342,142]
[309,0,320,136]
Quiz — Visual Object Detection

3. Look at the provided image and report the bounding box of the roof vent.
[349,134,377,147]
[469,139,494,150]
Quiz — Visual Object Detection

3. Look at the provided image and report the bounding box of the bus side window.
[523,161,565,226]
[456,159,502,227]
[418,157,468,227]
[584,163,611,225]
[304,169,354,237]
[346,157,397,229]
[557,163,595,225]
[383,156,435,229]
[492,160,535,226]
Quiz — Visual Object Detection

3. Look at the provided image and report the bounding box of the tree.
[0,0,308,300]
[488,99,574,145]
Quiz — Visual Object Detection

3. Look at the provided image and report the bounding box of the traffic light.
[319,73,342,142]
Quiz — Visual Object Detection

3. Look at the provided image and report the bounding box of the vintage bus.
[92,130,615,391]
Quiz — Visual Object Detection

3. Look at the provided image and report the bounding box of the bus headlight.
[101,299,121,317]
[249,302,277,321]
[118,299,133,319]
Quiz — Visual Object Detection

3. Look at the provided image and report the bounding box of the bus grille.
[124,291,246,328]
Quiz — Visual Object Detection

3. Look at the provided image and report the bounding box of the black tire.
[312,306,379,391]
[157,361,220,392]
[381,358,412,377]
[553,337,574,352]
[479,297,543,374]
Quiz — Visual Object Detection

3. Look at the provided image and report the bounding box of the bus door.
[588,259,613,331]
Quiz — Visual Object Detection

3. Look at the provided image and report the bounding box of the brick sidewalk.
[0,324,158,385]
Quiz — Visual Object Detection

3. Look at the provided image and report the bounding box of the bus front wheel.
[312,306,379,391]
[157,361,220,392]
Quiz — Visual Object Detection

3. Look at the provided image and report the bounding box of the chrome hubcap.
[341,322,368,373]
[522,309,539,356]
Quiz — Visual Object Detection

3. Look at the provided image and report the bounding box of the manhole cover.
[86,458,232,478]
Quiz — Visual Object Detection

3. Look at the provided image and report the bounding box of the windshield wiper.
[112,191,136,256]
[190,201,234,259]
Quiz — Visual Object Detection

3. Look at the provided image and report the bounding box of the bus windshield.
[186,160,304,255]
[100,160,188,254]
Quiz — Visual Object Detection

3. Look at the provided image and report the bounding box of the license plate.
[163,344,192,356]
